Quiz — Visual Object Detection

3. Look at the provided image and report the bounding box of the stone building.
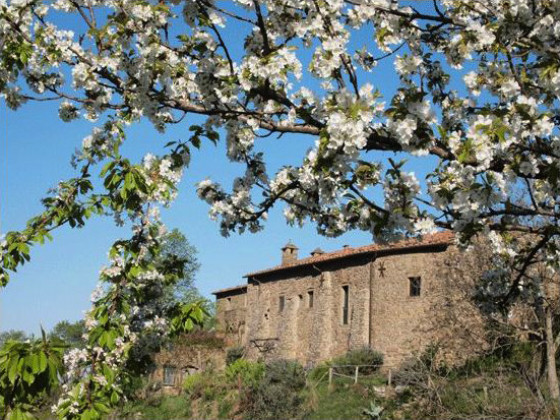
[213,231,489,368]
[150,342,226,394]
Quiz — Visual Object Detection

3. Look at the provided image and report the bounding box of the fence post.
[388,369,392,387]
[328,367,333,384]
[354,366,359,384]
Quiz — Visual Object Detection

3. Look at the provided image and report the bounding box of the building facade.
[213,232,489,368]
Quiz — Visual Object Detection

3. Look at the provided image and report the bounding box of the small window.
[342,285,349,325]
[308,290,314,308]
[163,366,176,386]
[279,295,285,313]
[409,276,421,297]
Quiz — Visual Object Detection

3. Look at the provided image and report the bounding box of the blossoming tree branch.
[2,0,560,418]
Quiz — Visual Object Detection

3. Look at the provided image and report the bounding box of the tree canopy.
[2,0,560,418]
[0,331,29,349]
[159,228,201,307]
[49,321,86,348]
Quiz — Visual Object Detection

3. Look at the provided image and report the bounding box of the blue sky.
[0,3,451,334]
[0,98,381,334]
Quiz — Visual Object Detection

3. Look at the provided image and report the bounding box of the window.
[163,366,176,386]
[308,290,314,308]
[279,295,285,313]
[409,276,421,297]
[342,285,349,325]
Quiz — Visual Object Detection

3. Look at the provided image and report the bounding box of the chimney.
[310,247,324,257]
[281,241,299,265]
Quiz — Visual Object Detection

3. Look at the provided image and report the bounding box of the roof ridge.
[212,284,248,295]
[244,231,454,278]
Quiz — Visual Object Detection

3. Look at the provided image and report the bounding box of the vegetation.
[48,321,86,348]
[243,359,307,420]
[118,394,192,420]
[226,346,245,366]
[224,359,265,388]
[332,347,384,376]
[0,230,208,420]
[158,229,202,310]
[390,342,559,419]
[116,338,560,420]
[0,330,65,420]
[0,332,30,349]
[306,379,386,420]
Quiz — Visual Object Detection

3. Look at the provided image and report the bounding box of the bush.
[264,359,306,391]
[332,347,384,375]
[183,372,205,396]
[307,363,330,382]
[225,359,265,388]
[182,371,225,401]
[242,359,307,420]
[226,346,245,365]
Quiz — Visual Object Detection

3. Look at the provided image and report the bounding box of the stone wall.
[369,245,488,367]
[243,258,372,365]
[150,343,226,394]
[215,288,247,346]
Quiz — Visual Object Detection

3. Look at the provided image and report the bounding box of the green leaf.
[8,356,20,384]
[124,171,135,190]
[22,368,35,385]
[38,352,48,373]
[110,391,119,405]
[184,318,194,331]
[47,362,58,384]
[29,354,41,374]
[7,407,29,420]
[82,408,101,420]
[93,402,111,414]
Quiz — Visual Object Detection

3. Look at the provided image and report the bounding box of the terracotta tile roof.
[244,231,455,278]
[211,284,248,296]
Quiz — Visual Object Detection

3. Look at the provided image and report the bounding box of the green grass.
[306,383,369,420]
[118,394,191,419]
[305,376,388,420]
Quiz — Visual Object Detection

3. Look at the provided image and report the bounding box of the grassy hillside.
[115,344,560,420]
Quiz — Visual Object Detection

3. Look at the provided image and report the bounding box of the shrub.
[225,359,265,388]
[332,347,384,375]
[226,346,245,365]
[183,370,231,403]
[242,359,307,420]
[183,372,205,396]
[264,359,306,391]
[307,363,330,382]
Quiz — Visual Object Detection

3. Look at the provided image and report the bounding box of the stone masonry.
[212,231,489,368]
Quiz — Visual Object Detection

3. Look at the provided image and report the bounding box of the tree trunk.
[545,305,560,412]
